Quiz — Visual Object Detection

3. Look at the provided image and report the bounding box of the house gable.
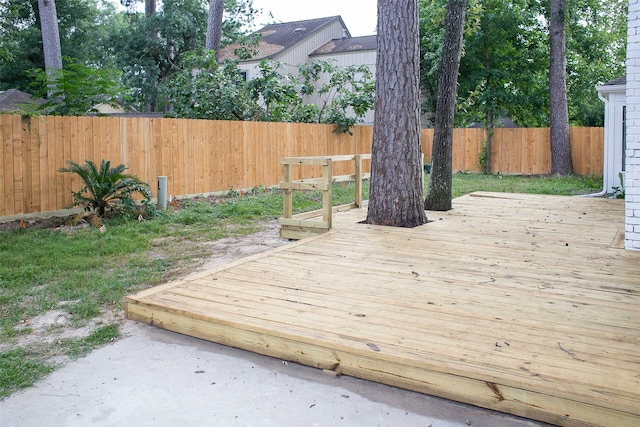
[219,16,350,65]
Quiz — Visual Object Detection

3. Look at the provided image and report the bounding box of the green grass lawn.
[0,173,603,398]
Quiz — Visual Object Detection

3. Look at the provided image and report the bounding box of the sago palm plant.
[60,160,152,217]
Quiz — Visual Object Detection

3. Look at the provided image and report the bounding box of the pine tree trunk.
[37,0,62,73]
[206,0,224,58]
[365,0,427,227]
[424,0,468,211]
[549,0,573,175]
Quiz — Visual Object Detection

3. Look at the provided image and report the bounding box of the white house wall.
[626,0,640,250]
[597,85,626,194]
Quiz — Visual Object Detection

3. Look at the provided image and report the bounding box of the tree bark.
[145,0,156,18]
[206,0,225,58]
[424,0,468,211]
[365,0,427,227]
[37,0,62,73]
[485,109,493,174]
[549,0,573,175]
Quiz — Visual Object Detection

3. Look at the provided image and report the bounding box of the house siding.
[307,51,377,125]
[626,0,640,250]
[275,21,348,74]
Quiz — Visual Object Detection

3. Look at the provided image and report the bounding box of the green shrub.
[59,160,152,217]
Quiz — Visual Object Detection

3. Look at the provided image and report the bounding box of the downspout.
[579,90,610,197]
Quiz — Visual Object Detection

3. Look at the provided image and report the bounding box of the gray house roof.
[603,76,626,86]
[0,89,44,112]
[310,35,377,56]
[219,16,350,61]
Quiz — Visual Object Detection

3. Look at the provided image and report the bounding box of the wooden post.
[322,159,332,229]
[282,162,292,220]
[355,154,362,208]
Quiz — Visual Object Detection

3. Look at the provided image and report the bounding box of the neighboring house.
[596,76,626,195]
[309,35,377,124]
[0,89,44,113]
[90,100,128,115]
[626,2,640,250]
[219,16,377,125]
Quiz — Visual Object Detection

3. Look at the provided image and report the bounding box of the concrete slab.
[0,321,550,427]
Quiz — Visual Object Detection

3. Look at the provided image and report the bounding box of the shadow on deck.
[125,192,640,426]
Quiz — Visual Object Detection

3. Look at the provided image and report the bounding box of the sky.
[109,0,377,37]
[249,0,377,37]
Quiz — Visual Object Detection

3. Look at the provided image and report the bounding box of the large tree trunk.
[37,0,62,74]
[425,0,468,211]
[365,0,427,227]
[549,0,573,175]
[206,0,224,58]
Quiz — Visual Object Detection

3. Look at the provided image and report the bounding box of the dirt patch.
[201,219,288,269]
[0,216,70,232]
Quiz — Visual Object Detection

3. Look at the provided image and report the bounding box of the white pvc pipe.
[157,176,168,210]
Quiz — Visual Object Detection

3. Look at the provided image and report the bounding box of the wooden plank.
[290,203,356,220]
[54,116,65,209]
[294,174,357,184]
[11,115,23,215]
[28,116,41,213]
[280,157,331,166]
[279,181,329,191]
[0,115,10,216]
[279,218,329,229]
[61,116,74,208]
[19,116,31,213]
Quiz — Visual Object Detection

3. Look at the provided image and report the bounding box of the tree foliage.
[0,0,115,93]
[419,0,626,129]
[163,52,375,133]
[29,57,123,116]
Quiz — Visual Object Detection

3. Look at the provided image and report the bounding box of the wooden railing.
[279,154,371,240]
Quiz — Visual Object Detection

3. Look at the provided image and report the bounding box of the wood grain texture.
[126,193,639,426]
[0,115,604,217]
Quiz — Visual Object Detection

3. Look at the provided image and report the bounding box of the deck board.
[126,192,640,426]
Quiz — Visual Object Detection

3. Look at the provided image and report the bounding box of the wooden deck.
[125,192,640,426]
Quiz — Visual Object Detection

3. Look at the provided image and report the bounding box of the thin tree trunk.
[37,0,62,73]
[485,109,493,174]
[424,0,468,211]
[365,0,426,227]
[145,0,156,18]
[549,0,573,175]
[206,0,225,58]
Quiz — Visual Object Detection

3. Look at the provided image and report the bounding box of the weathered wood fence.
[0,115,603,218]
